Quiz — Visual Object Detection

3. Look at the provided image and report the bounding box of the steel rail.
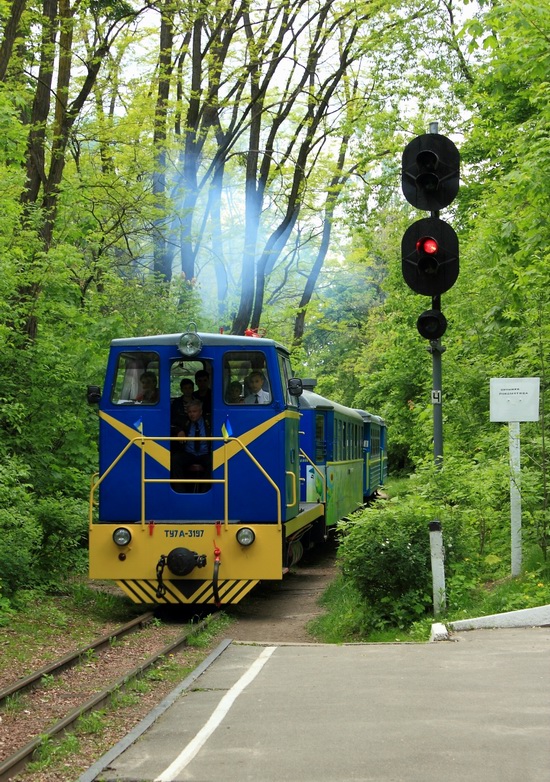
[0,614,217,782]
[0,611,156,707]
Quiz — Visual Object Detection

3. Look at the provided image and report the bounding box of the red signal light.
[416,236,439,255]
[401,217,459,296]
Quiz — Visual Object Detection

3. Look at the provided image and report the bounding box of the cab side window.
[277,353,299,408]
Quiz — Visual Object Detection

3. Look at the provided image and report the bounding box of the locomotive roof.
[300,389,364,421]
[110,331,289,353]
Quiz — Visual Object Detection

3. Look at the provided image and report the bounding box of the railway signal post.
[401,123,461,615]
[401,122,460,467]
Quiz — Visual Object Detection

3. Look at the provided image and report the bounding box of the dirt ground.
[221,541,338,643]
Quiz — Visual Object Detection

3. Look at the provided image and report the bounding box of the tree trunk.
[153,0,175,280]
[0,0,27,81]
[21,0,58,207]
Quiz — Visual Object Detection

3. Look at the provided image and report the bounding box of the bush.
[337,498,433,628]
[0,456,88,599]
[337,488,466,629]
[0,582,16,626]
[34,495,89,589]
[0,457,42,597]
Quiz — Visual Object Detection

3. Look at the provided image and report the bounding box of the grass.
[3,692,26,715]
[445,565,550,621]
[0,585,140,672]
[28,733,81,771]
[308,565,550,643]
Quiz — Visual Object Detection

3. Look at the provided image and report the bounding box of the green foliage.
[412,454,510,560]
[0,586,15,627]
[0,456,89,598]
[0,457,42,597]
[34,495,89,586]
[329,450,550,639]
[447,552,550,621]
[339,502,429,597]
[337,497,441,630]
[69,582,138,621]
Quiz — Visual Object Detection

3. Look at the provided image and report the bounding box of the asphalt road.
[80,626,550,782]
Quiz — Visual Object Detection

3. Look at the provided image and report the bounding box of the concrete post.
[428,521,446,615]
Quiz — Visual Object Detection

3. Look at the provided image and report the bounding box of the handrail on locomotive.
[89,434,283,530]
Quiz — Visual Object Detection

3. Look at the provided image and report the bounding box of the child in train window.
[243,371,271,404]
[226,380,244,403]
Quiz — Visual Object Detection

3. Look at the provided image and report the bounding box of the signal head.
[417,309,447,340]
[402,133,460,211]
[402,217,459,296]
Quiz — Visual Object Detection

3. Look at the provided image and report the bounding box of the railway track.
[0,611,218,782]
[0,611,156,708]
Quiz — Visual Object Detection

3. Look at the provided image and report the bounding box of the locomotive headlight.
[236,527,255,546]
[113,527,132,547]
[178,330,202,357]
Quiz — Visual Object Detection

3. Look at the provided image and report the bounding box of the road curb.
[429,622,450,641]
[449,603,550,631]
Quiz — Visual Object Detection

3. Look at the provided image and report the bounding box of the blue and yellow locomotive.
[87,326,386,605]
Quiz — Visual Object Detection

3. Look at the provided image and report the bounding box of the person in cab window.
[244,371,271,404]
[226,380,244,404]
[193,369,212,414]
[136,371,159,404]
[171,378,194,434]
[173,400,211,477]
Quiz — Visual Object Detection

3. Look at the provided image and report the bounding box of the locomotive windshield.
[223,351,272,405]
[111,352,160,405]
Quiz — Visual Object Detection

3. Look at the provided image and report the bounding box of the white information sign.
[490,377,540,576]
[490,377,540,423]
